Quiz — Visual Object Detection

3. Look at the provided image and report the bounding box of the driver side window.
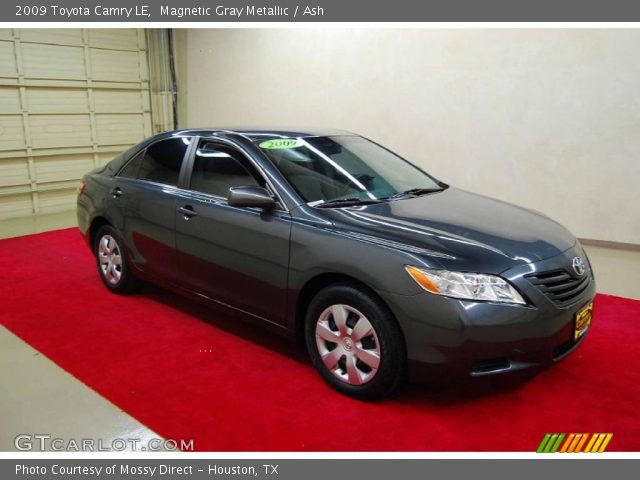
[189,141,264,198]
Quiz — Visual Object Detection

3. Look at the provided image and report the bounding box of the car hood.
[323,187,577,274]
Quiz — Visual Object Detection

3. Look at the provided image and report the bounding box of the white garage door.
[0,29,155,221]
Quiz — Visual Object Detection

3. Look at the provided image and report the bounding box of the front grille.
[526,269,592,307]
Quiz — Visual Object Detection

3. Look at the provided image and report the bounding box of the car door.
[112,136,193,282]
[174,138,291,325]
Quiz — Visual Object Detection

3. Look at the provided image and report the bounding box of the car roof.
[157,127,357,142]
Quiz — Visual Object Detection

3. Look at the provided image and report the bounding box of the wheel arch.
[89,216,113,252]
[294,272,406,347]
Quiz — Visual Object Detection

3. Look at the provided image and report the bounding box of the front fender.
[286,217,437,333]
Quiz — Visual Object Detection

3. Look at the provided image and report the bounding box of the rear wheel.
[94,225,138,294]
[304,283,406,400]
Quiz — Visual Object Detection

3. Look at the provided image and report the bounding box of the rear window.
[118,150,145,179]
[119,137,191,186]
[103,144,141,176]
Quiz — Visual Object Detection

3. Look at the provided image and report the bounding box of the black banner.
[3,459,640,480]
[5,0,640,22]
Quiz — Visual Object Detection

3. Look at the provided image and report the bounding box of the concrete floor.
[0,210,638,451]
[0,326,163,452]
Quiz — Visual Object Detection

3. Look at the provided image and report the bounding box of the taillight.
[77,180,87,196]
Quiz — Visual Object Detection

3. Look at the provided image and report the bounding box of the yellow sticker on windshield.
[259,139,304,149]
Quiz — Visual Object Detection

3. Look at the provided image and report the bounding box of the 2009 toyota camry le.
[77,128,596,399]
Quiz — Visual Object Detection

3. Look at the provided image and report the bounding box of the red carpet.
[1,227,639,451]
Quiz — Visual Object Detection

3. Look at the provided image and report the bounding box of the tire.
[304,283,406,400]
[94,225,139,294]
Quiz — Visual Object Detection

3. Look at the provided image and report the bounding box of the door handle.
[178,205,198,219]
[110,187,122,198]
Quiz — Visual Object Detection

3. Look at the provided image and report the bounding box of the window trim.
[115,135,194,189]
[188,141,263,195]
[183,136,289,213]
[116,148,146,179]
[113,134,289,213]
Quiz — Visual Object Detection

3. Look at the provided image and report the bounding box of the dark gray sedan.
[77,128,595,399]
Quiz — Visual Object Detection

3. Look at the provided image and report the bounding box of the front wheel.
[304,283,406,400]
[94,225,138,294]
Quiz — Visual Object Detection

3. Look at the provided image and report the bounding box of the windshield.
[257,135,443,205]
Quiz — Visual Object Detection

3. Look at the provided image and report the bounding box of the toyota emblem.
[572,256,586,276]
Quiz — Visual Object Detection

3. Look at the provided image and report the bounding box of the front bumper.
[380,246,596,378]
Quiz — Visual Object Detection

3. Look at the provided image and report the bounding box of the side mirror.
[227,186,276,209]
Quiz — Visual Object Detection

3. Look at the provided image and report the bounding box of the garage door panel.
[138,52,150,82]
[34,154,94,183]
[0,192,32,218]
[19,29,83,46]
[22,43,86,80]
[0,116,27,151]
[94,89,146,113]
[29,114,92,148]
[0,41,17,77]
[88,29,140,51]
[90,49,141,82]
[0,28,156,220]
[95,114,146,145]
[141,90,151,110]
[143,112,153,134]
[0,157,29,186]
[26,88,89,114]
[38,189,77,215]
[97,152,119,166]
[0,87,21,113]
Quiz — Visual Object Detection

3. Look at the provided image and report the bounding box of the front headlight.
[405,265,526,305]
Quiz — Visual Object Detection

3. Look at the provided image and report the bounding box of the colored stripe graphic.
[537,433,613,453]
[584,434,598,452]
[592,434,607,452]
[574,433,589,452]
[598,434,613,453]
[550,433,565,452]
[559,433,575,453]
[544,434,559,453]
[568,434,583,453]
[536,433,551,453]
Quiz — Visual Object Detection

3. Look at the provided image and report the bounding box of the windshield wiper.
[385,187,446,200]
[314,197,383,208]
[314,186,447,207]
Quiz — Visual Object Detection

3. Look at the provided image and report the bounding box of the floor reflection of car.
[77,128,596,399]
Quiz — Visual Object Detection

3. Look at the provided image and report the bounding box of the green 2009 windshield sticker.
[259,138,304,149]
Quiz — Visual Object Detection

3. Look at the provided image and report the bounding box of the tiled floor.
[0,211,638,451]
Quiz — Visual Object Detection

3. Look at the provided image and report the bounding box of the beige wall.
[178,29,640,244]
